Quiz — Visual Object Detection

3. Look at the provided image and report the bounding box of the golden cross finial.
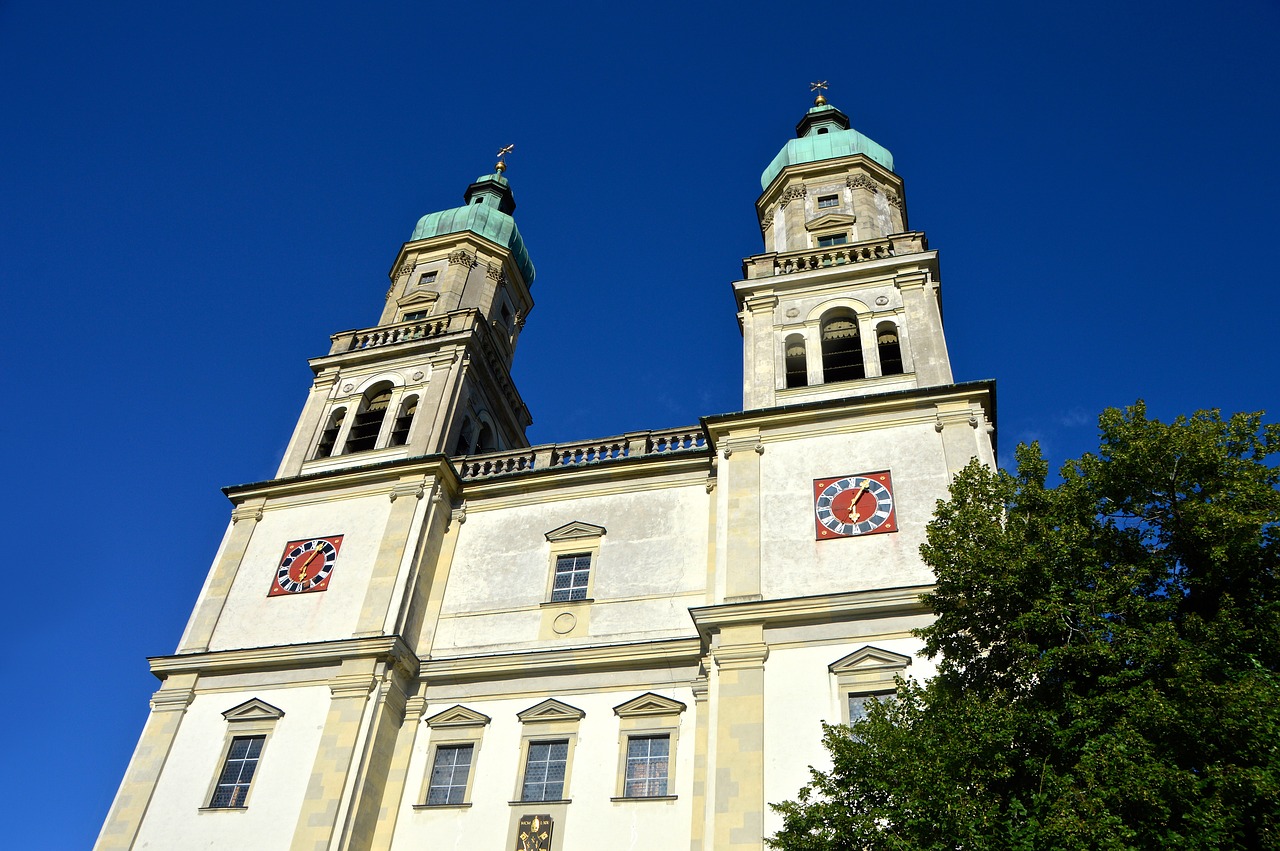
[495,143,514,173]
[809,80,829,105]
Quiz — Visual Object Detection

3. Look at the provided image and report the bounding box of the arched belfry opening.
[877,321,904,375]
[313,408,346,459]
[453,417,474,456]
[343,383,393,454]
[389,395,418,447]
[821,314,864,383]
[784,334,808,388]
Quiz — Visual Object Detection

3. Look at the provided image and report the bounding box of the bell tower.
[275,159,536,478]
[737,91,953,410]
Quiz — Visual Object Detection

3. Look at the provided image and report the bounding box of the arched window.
[343,383,393,454]
[453,417,474,456]
[784,334,808,388]
[389,395,418,447]
[877,322,904,376]
[313,408,346,459]
[821,314,864,382]
[475,422,496,453]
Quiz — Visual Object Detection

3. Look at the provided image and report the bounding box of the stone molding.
[149,635,418,680]
[710,642,770,670]
[421,637,702,683]
[544,520,607,542]
[613,692,687,718]
[149,686,196,713]
[778,185,807,208]
[828,645,913,675]
[447,249,477,268]
[221,697,285,722]
[847,174,878,192]
[517,698,586,723]
[425,705,491,728]
[690,586,934,639]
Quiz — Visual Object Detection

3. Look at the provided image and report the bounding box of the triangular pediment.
[222,698,285,722]
[613,692,687,718]
[829,646,913,674]
[544,521,607,542]
[425,704,491,728]
[804,212,858,232]
[397,290,440,308]
[517,698,586,723]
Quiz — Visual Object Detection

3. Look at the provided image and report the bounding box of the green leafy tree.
[769,403,1280,850]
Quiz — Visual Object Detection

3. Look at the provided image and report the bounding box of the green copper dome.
[410,171,536,286]
[760,103,894,190]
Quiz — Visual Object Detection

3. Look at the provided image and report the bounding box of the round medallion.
[552,612,577,634]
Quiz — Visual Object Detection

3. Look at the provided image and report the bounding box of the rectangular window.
[817,194,839,209]
[848,690,895,725]
[817,233,848,247]
[403,310,430,322]
[418,271,437,285]
[521,740,569,801]
[623,735,670,797]
[425,744,473,805]
[209,735,264,808]
[550,553,591,602]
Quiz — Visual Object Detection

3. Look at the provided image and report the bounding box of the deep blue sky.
[3,1,1277,845]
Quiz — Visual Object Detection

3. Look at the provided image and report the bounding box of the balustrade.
[456,426,709,480]
[330,309,476,354]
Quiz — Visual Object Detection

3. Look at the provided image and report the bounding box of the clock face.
[267,535,343,597]
[814,471,897,540]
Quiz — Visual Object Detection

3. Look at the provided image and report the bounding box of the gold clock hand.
[847,483,868,523]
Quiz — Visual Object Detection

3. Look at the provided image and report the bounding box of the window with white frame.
[426,744,473,805]
[514,698,584,804]
[828,646,912,726]
[416,704,490,809]
[550,553,591,602]
[623,735,670,797]
[204,698,283,810]
[521,740,570,801]
[543,521,606,605]
[612,692,685,801]
[209,736,264,808]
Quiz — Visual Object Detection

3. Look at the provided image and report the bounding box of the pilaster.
[177,497,267,653]
[94,674,196,850]
[897,270,952,386]
[353,474,433,637]
[710,624,769,851]
[368,693,428,851]
[741,294,777,409]
[688,672,711,851]
[720,431,765,602]
[278,368,341,477]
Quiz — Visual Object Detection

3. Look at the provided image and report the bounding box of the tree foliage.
[769,403,1280,850]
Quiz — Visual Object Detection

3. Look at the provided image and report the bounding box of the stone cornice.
[736,247,937,294]
[689,586,934,639]
[149,635,418,681]
[421,637,702,683]
[222,455,460,504]
[700,380,996,449]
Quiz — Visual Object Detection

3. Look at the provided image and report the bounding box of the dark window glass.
[785,335,807,389]
[624,735,669,797]
[403,310,430,322]
[521,740,568,801]
[817,233,848,247]
[877,323,904,376]
[426,744,473,805]
[551,554,591,602]
[817,194,839,209]
[209,735,265,808]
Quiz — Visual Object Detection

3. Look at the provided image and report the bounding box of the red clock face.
[814,471,897,540]
[267,535,343,597]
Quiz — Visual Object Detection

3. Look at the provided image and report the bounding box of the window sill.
[508,799,571,806]
[412,802,473,810]
[198,806,247,813]
[610,795,678,802]
[540,598,593,608]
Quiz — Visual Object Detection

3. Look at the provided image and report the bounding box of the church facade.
[98,96,996,851]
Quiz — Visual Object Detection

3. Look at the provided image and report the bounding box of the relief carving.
[847,174,877,192]
[779,185,807,208]
[447,249,477,267]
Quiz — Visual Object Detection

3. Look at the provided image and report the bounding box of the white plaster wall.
[762,638,937,838]
[758,421,949,599]
[133,686,331,849]
[210,492,392,650]
[390,688,695,850]
[434,484,709,653]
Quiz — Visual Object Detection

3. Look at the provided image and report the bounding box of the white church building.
[98,94,997,851]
